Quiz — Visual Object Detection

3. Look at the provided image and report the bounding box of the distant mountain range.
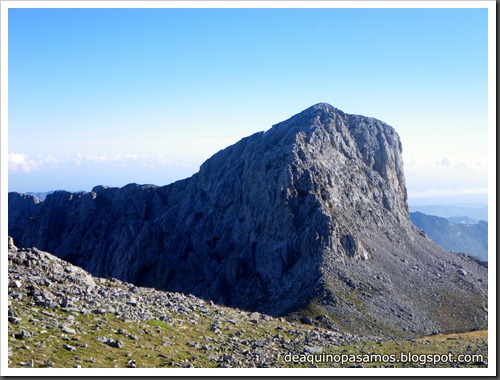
[446,215,482,225]
[410,205,488,222]
[26,191,62,201]
[410,212,488,262]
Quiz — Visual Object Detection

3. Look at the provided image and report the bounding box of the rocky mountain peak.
[284,102,345,123]
[268,103,409,225]
[8,104,487,338]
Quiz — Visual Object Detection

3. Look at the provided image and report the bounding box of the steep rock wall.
[9,103,487,337]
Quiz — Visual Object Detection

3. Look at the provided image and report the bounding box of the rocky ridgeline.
[8,239,364,368]
[8,103,488,337]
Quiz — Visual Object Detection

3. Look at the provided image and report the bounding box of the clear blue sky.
[7,6,490,205]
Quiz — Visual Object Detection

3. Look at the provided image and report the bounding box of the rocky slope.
[410,212,488,261]
[7,241,488,369]
[7,241,354,368]
[8,103,488,338]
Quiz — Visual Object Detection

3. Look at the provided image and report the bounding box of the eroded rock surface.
[8,103,487,337]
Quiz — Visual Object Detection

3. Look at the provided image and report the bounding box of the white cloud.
[45,154,60,164]
[435,157,451,167]
[8,153,40,173]
[405,156,488,171]
[9,152,204,173]
[408,187,488,199]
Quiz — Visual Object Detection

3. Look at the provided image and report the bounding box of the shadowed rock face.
[9,103,487,337]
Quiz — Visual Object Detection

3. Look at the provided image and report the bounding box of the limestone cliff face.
[9,103,487,337]
[8,193,41,242]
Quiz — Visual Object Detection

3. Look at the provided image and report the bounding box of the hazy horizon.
[6,5,491,206]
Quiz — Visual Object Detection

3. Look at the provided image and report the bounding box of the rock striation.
[9,103,488,337]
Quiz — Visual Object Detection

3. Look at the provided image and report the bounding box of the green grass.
[147,319,172,330]
[8,293,488,369]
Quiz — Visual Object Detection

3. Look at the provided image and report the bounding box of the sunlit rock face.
[9,103,487,338]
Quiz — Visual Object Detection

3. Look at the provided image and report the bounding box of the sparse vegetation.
[7,246,487,369]
[8,293,488,368]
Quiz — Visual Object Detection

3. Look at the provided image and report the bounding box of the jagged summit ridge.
[279,102,345,123]
[9,104,487,338]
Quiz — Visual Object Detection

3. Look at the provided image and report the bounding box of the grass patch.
[148,319,172,330]
[320,329,488,368]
